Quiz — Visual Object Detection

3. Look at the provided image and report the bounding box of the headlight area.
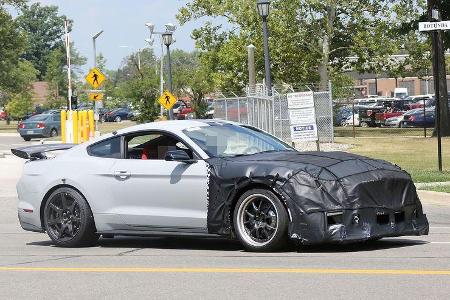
[290,206,429,245]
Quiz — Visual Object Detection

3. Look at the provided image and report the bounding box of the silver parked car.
[12,120,428,251]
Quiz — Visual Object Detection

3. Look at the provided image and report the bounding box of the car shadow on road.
[296,239,428,253]
[28,237,428,253]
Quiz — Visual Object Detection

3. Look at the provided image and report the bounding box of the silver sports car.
[13,120,429,251]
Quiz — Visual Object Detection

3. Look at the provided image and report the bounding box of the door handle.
[114,170,131,180]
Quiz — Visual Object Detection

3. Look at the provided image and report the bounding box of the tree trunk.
[319,3,336,91]
[428,0,450,136]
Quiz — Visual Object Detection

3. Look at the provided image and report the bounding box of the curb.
[417,190,450,205]
[416,181,450,189]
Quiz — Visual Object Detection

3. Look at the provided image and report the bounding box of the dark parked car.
[401,111,435,128]
[103,107,133,122]
[18,112,61,141]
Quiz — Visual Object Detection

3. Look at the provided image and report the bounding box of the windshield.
[183,123,294,158]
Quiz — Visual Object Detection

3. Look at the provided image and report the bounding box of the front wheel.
[234,189,288,252]
[43,187,99,247]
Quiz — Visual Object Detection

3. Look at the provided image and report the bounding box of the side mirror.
[165,150,196,163]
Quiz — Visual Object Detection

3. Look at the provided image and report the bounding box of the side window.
[52,115,60,122]
[125,132,194,160]
[88,137,121,158]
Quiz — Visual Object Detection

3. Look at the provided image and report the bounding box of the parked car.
[384,115,404,127]
[401,111,435,128]
[103,107,133,122]
[172,101,188,115]
[177,106,194,120]
[0,110,7,120]
[343,113,359,126]
[17,112,61,141]
[12,120,428,251]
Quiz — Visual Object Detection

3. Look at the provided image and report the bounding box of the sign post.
[85,67,106,137]
[287,91,319,150]
[419,18,449,172]
[158,90,177,111]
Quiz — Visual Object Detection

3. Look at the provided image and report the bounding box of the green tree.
[16,3,68,80]
[0,9,27,94]
[178,0,427,92]
[6,92,33,120]
[170,50,214,118]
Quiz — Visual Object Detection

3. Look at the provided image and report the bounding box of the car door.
[110,131,208,232]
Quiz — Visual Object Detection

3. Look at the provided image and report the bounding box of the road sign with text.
[85,67,106,89]
[158,90,177,110]
[419,21,450,32]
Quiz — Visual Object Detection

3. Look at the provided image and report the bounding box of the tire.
[114,116,121,122]
[23,136,31,141]
[233,189,288,252]
[50,128,58,137]
[43,187,99,247]
[360,122,369,128]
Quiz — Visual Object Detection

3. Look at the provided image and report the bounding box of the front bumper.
[289,205,429,245]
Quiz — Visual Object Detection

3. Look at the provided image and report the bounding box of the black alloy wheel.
[44,187,98,247]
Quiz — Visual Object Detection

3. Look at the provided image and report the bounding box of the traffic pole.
[431,26,443,172]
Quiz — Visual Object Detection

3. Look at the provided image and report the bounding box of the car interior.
[125,133,194,160]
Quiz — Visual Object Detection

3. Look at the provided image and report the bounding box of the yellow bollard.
[88,110,95,139]
[82,110,88,143]
[60,110,67,144]
[78,110,83,142]
[72,111,79,144]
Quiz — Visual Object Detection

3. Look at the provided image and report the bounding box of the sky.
[31,0,207,71]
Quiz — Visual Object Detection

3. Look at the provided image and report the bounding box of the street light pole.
[92,30,103,136]
[145,23,176,116]
[257,0,272,96]
[162,31,174,120]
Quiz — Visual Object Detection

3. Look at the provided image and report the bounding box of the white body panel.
[16,120,213,233]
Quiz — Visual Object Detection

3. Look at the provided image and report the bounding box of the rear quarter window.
[88,137,121,158]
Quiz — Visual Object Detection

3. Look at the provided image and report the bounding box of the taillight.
[18,123,25,129]
[36,122,45,129]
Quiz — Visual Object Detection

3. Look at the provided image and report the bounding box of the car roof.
[113,119,237,135]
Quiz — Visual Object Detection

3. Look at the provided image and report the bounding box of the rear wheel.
[23,136,31,141]
[43,187,98,247]
[114,116,121,122]
[234,189,288,252]
[50,128,58,137]
[360,121,369,128]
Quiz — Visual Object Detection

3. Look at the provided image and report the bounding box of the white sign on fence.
[290,124,318,142]
[289,107,316,124]
[419,21,450,32]
[287,91,314,109]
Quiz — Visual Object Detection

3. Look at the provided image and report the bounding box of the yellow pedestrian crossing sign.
[158,90,177,110]
[88,92,104,101]
[85,67,106,89]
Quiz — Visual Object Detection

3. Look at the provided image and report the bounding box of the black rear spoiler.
[11,144,76,160]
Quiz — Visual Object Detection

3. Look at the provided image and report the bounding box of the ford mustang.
[12,120,429,251]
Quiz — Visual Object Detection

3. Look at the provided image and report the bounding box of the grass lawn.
[336,137,450,183]
[0,120,19,133]
[335,127,432,138]
[419,184,450,193]
[98,120,137,134]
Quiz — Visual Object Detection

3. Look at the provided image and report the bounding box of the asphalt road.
[1,136,450,299]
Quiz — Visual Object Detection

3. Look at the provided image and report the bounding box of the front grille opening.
[327,212,343,226]
[394,211,405,223]
[377,214,390,225]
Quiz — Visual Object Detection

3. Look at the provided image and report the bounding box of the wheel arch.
[228,182,289,232]
[40,184,97,231]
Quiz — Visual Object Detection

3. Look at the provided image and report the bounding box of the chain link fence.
[333,98,436,138]
[214,88,334,147]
